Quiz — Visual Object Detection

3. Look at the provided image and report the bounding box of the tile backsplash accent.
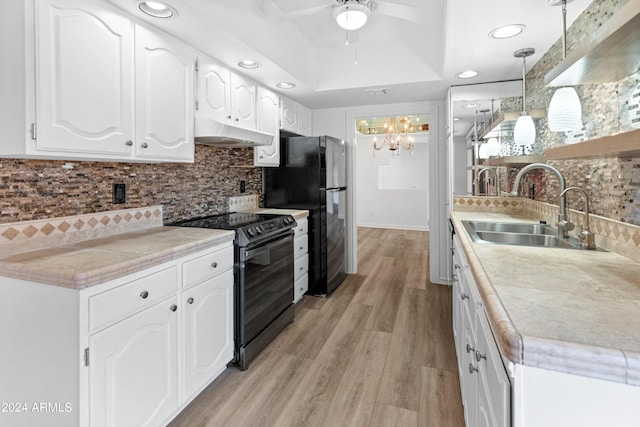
[0,206,163,257]
[0,145,261,225]
[453,196,640,262]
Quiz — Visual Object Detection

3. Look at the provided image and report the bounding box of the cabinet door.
[297,104,312,136]
[280,96,298,133]
[36,0,134,157]
[135,25,194,162]
[182,270,234,400]
[90,297,179,427]
[230,72,256,129]
[197,58,231,123]
[254,87,280,166]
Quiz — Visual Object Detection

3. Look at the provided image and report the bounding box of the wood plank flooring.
[169,227,464,427]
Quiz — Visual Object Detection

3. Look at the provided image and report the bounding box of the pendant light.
[547,0,582,132]
[513,48,536,151]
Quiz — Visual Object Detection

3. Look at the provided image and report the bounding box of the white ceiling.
[105,0,592,112]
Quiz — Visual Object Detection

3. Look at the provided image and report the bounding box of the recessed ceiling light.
[138,1,175,18]
[456,70,478,79]
[461,103,479,109]
[489,24,526,39]
[276,82,296,89]
[237,60,261,69]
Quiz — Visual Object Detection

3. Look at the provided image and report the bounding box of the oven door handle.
[241,233,293,262]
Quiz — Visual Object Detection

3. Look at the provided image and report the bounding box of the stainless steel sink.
[474,230,578,248]
[461,220,601,250]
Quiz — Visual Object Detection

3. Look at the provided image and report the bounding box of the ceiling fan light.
[514,115,536,146]
[334,3,370,31]
[548,87,582,132]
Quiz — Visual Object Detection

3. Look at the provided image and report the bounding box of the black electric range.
[173,212,297,370]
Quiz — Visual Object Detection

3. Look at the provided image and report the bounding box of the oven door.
[237,231,294,347]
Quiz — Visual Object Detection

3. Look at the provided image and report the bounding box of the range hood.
[195,118,273,147]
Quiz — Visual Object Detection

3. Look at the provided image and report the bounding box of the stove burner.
[173,212,296,247]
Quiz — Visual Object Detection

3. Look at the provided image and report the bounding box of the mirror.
[449,81,523,195]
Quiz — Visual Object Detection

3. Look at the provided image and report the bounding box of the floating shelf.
[482,155,546,167]
[481,110,546,140]
[545,1,640,87]
[544,129,640,160]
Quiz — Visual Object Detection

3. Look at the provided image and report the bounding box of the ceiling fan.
[264,0,422,29]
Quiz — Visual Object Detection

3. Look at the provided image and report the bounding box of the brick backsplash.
[0,145,262,225]
[490,0,639,226]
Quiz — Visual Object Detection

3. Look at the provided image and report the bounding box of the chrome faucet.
[477,167,498,196]
[510,163,574,238]
[559,187,596,249]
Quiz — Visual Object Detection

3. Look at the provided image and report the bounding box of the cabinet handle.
[299,246,304,250]
[211,261,218,268]
[170,304,177,312]
[299,267,304,271]
[125,140,133,146]
[227,115,232,120]
[469,363,478,374]
[466,343,476,354]
[235,118,239,122]
[140,291,149,299]
[141,142,148,148]
[299,287,304,291]
[187,297,194,304]
[475,350,487,362]
[454,264,460,270]
[452,274,458,282]
[461,292,469,300]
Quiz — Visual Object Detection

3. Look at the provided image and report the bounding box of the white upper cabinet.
[196,57,257,130]
[231,73,257,130]
[280,96,299,133]
[134,25,195,162]
[36,0,135,156]
[254,87,280,166]
[197,59,231,123]
[281,96,312,136]
[0,0,194,163]
[298,103,313,136]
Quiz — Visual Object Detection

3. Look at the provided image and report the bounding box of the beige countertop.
[0,226,234,290]
[245,208,309,221]
[451,211,640,386]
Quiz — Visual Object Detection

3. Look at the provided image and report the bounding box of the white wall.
[312,100,449,285]
[355,134,429,230]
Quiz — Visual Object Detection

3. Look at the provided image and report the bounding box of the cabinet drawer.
[182,246,234,289]
[294,273,308,303]
[294,253,309,281]
[90,266,178,332]
[294,218,308,236]
[294,235,308,259]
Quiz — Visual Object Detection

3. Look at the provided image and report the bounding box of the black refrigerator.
[264,132,347,296]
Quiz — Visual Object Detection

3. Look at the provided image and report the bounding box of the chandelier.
[372,116,415,153]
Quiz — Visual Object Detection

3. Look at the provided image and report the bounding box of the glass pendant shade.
[548,87,582,131]
[478,144,489,159]
[514,115,536,146]
[486,137,500,156]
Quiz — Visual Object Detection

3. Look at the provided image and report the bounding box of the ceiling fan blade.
[260,0,331,21]
[371,1,422,22]
[279,4,333,20]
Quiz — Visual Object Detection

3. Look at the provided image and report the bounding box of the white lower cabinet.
[452,234,510,427]
[0,241,233,427]
[90,296,179,427]
[182,269,234,400]
[293,218,309,303]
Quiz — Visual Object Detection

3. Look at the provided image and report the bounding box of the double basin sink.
[461,220,600,250]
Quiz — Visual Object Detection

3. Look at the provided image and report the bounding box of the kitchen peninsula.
[450,197,640,426]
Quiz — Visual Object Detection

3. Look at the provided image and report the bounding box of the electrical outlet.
[113,183,126,204]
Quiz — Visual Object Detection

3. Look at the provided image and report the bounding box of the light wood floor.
[170,227,464,427]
